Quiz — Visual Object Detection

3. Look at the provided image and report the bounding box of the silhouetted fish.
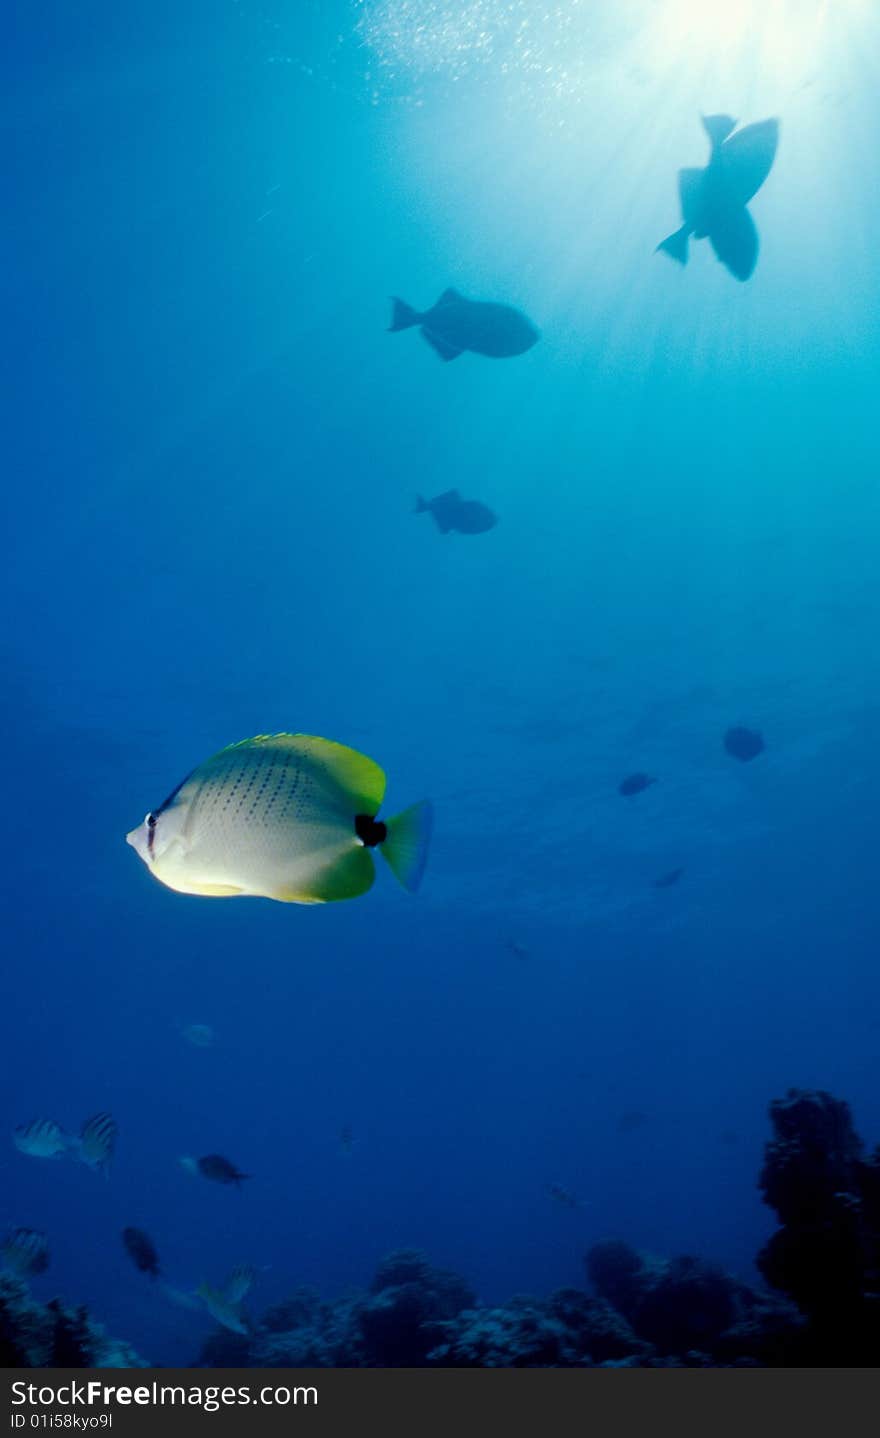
[653,867,684,888]
[617,1110,649,1134]
[657,115,779,280]
[416,491,497,535]
[180,1153,250,1186]
[618,773,656,797]
[122,1227,161,1278]
[547,1183,580,1210]
[724,726,765,761]
[389,289,539,361]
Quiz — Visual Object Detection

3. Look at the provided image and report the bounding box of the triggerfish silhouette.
[389,289,538,361]
[416,491,497,535]
[657,115,779,281]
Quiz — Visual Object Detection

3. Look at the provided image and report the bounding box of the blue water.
[3,0,879,1365]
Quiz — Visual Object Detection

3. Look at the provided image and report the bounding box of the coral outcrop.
[8,1088,878,1369]
[756,1088,880,1364]
[586,1242,800,1364]
[0,1277,146,1368]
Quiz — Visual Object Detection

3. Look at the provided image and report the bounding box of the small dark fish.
[547,1183,580,1210]
[617,1110,649,1134]
[389,288,539,361]
[416,490,497,535]
[618,773,656,797]
[122,1227,161,1278]
[76,1112,118,1174]
[181,1153,250,1186]
[657,114,779,281]
[506,938,530,961]
[338,1124,355,1157]
[653,867,684,888]
[723,726,765,762]
[1,1228,50,1278]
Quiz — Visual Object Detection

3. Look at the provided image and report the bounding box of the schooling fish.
[657,115,779,281]
[1,1228,50,1278]
[13,1119,69,1160]
[180,1154,250,1186]
[74,1113,118,1175]
[416,491,497,535]
[127,734,432,904]
[389,289,539,361]
[121,1227,161,1278]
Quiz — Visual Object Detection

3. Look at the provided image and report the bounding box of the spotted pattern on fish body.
[127,733,432,904]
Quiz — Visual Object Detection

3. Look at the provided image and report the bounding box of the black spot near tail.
[355,814,387,847]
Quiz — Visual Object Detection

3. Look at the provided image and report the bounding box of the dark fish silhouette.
[416,490,497,535]
[547,1183,580,1210]
[181,1153,250,1186]
[653,867,684,888]
[724,726,765,761]
[657,115,779,281]
[389,289,539,361]
[618,773,656,797]
[122,1227,161,1278]
[1,1228,50,1278]
[617,1110,649,1134]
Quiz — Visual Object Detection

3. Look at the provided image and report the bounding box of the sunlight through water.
[354,0,867,114]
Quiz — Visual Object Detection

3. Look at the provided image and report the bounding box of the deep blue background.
[2,1,878,1363]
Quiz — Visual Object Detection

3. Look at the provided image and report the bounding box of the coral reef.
[7,1088,877,1369]
[586,1243,800,1364]
[756,1088,880,1364]
[195,1245,799,1369]
[0,1277,146,1368]
[193,1091,880,1368]
[426,1291,649,1367]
